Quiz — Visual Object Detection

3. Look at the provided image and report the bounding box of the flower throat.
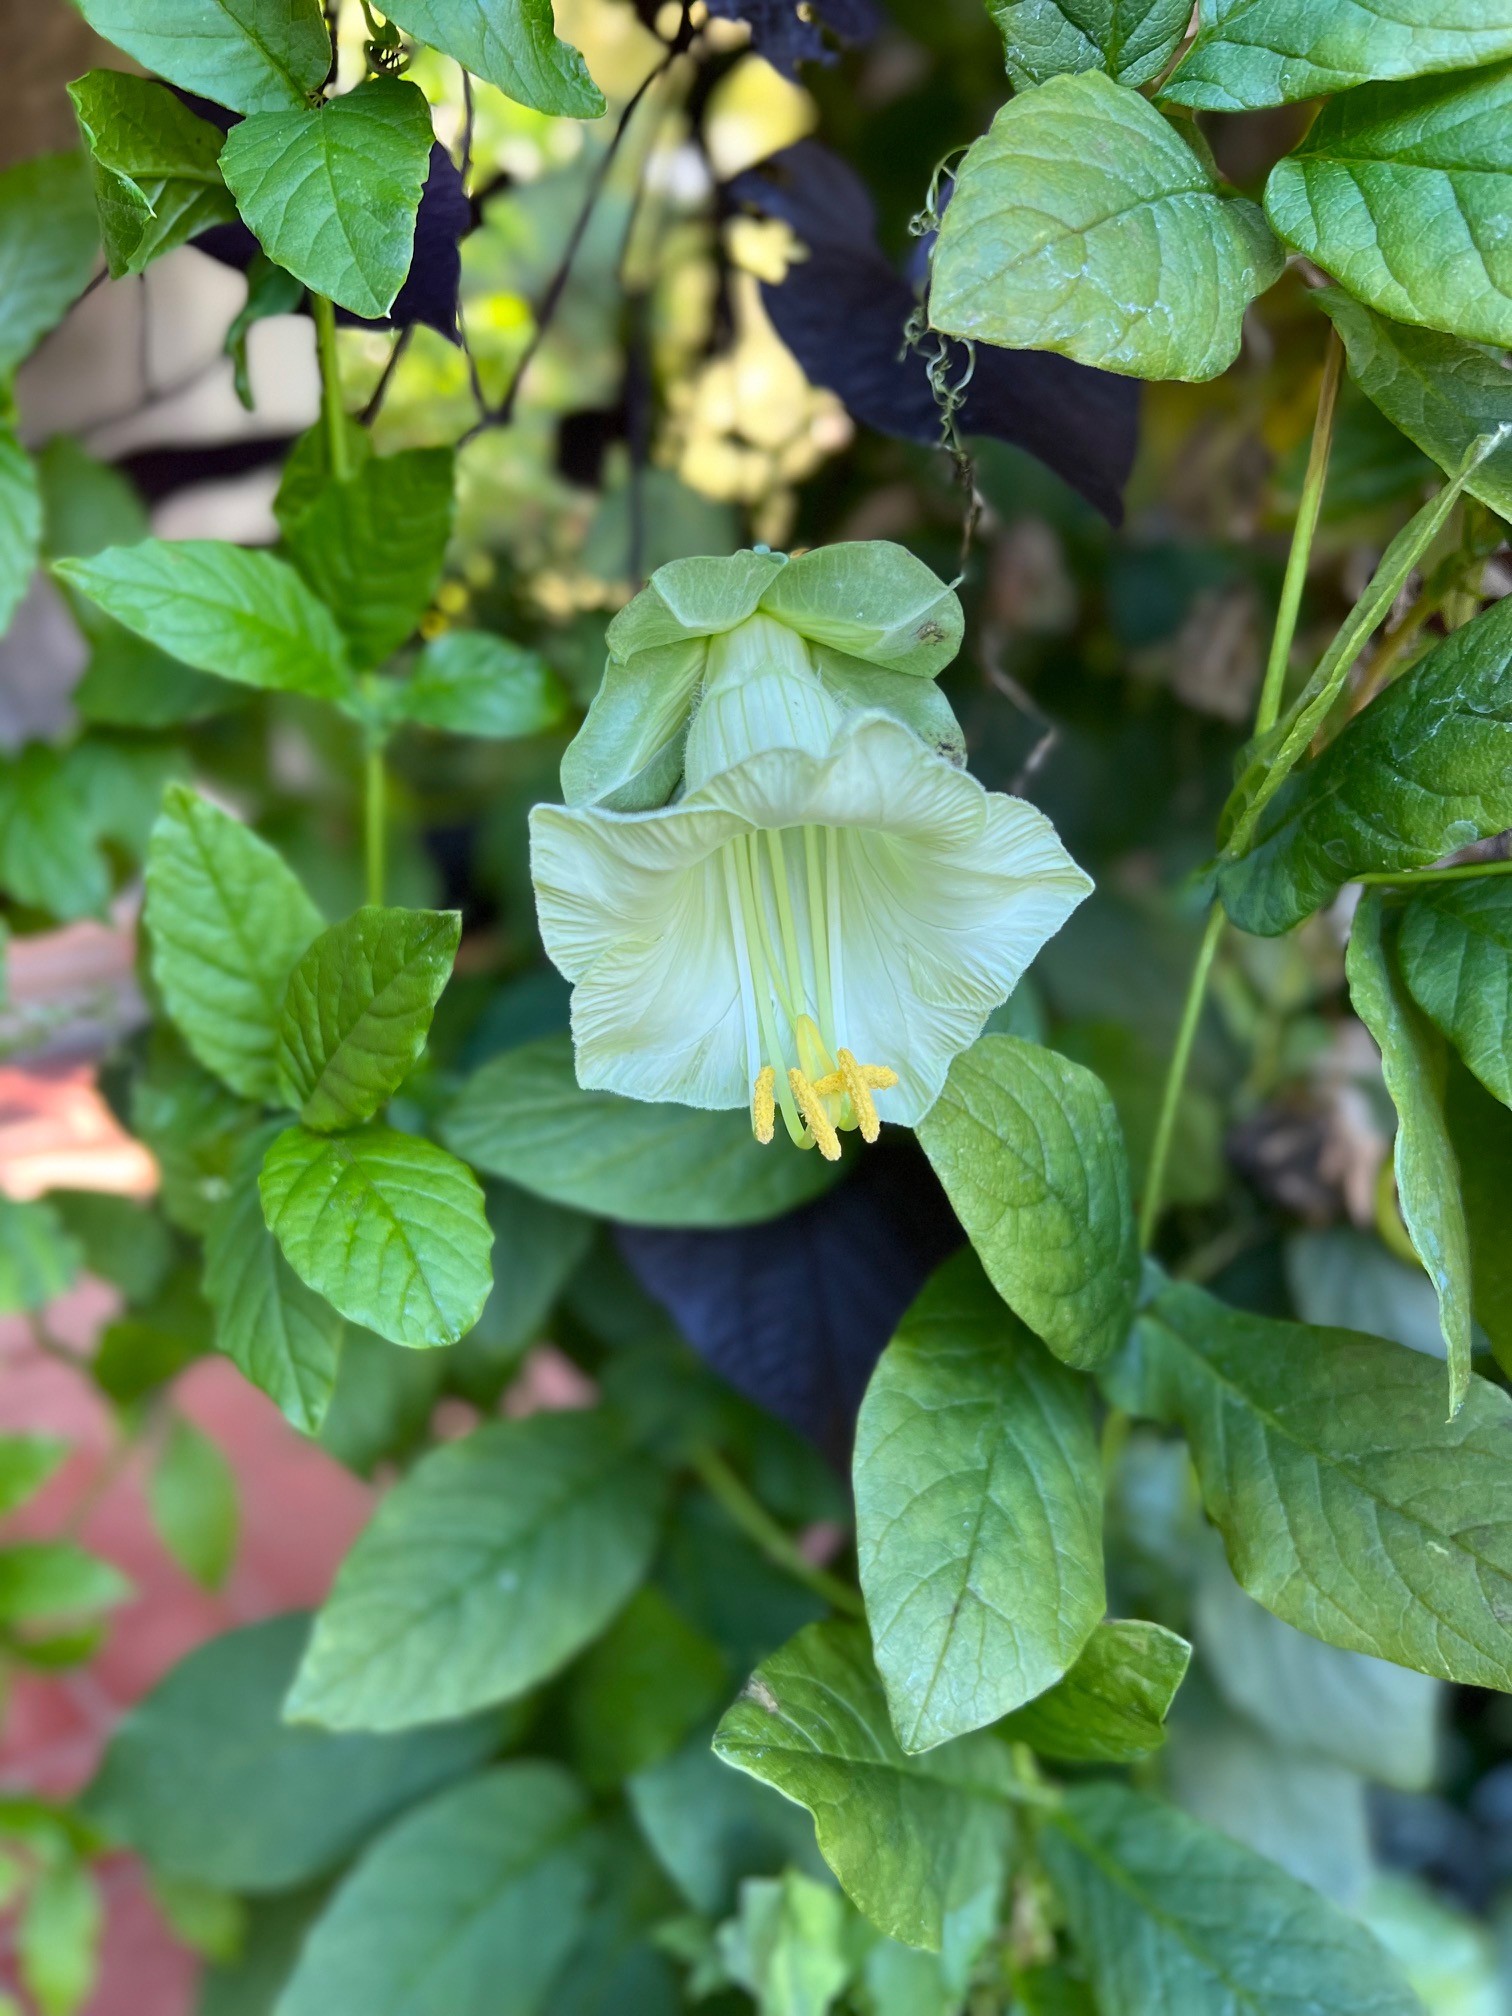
[720,820,896,1160]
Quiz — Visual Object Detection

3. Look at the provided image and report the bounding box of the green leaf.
[53,540,353,700]
[713,1620,1019,1953]
[630,1724,828,1917]
[395,631,568,738]
[80,1614,497,1890]
[220,78,435,321]
[0,745,110,922]
[276,1765,597,2016]
[1317,290,1512,524]
[994,1619,1191,1763]
[47,1191,172,1304]
[1218,596,1512,936]
[18,1859,100,2016]
[443,1033,834,1226]
[279,447,455,671]
[852,1252,1105,1752]
[1399,877,1512,1108]
[916,1035,1138,1371]
[0,426,40,635]
[447,1182,592,1407]
[1162,0,1512,112]
[259,1124,492,1349]
[756,544,962,677]
[1117,1277,1512,1689]
[987,0,1193,89]
[67,72,236,280]
[1042,1783,1420,2014]
[1347,890,1472,1410]
[0,152,99,381]
[1194,1555,1440,1792]
[277,907,460,1130]
[207,1137,342,1419]
[929,70,1283,382]
[145,785,324,1102]
[130,1027,260,1237]
[565,1586,729,1791]
[0,1544,130,1626]
[287,1410,665,1730]
[379,0,604,118]
[71,0,333,116]
[226,252,305,410]
[1444,1055,1512,1376]
[0,1197,81,1314]
[0,1437,68,1518]
[318,1326,445,1476]
[718,1871,858,2016]
[1264,63,1512,350]
[148,1419,238,1591]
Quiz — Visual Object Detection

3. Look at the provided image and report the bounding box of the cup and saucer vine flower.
[530,544,1092,1158]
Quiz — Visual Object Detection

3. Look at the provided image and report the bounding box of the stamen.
[752,1066,776,1145]
[766,829,808,1015]
[789,1068,842,1161]
[804,826,834,1041]
[837,1049,886,1142]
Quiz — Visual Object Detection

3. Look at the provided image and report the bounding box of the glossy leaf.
[1194,1555,1440,1792]
[929,70,1283,382]
[1218,596,1512,936]
[395,631,569,738]
[916,1035,1137,1370]
[220,78,435,321]
[0,1197,81,1315]
[442,1034,834,1226]
[276,1765,597,2016]
[144,786,324,1103]
[713,1620,1019,1952]
[204,1126,344,1435]
[994,1619,1191,1763]
[54,540,353,700]
[71,0,332,115]
[81,1614,496,1891]
[277,907,460,1130]
[1119,1278,1512,1689]
[1400,876,1512,1108]
[287,1410,665,1729]
[1318,290,1512,524]
[1347,890,1472,1410]
[1265,63,1512,350]
[381,0,603,118]
[1163,0,1512,112]
[279,447,455,671]
[0,152,99,381]
[988,0,1192,88]
[0,426,40,636]
[1042,1783,1420,2015]
[853,1252,1105,1752]
[259,1124,492,1350]
[67,72,236,280]
[148,1419,238,1592]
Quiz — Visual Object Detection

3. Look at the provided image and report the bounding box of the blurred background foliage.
[2,0,1512,2008]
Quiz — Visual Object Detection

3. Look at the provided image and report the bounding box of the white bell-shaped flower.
[531,613,1091,1156]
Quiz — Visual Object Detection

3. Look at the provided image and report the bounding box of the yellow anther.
[789,1067,842,1161]
[752,1066,776,1145]
[836,1049,884,1142]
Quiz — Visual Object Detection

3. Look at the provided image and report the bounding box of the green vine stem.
[1139,326,1345,1248]
[364,737,386,906]
[689,1444,866,1619]
[1357,856,1512,887]
[1255,327,1343,738]
[312,294,349,482]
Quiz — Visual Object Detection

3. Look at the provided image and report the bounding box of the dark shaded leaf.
[704,0,879,75]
